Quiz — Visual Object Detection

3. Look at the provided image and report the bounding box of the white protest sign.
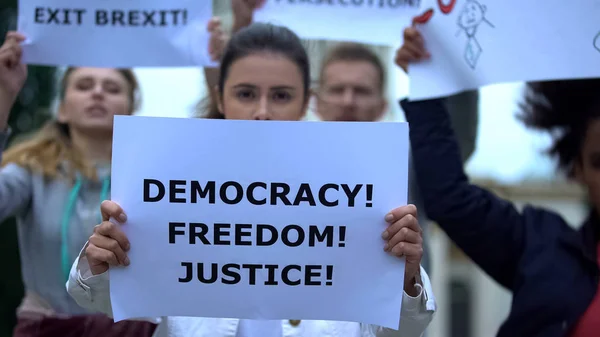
[17,0,216,67]
[408,0,600,100]
[253,0,421,46]
[109,116,409,329]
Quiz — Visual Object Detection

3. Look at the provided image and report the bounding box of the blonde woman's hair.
[0,67,140,181]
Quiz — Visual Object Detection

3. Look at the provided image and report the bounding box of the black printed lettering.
[270,183,292,206]
[143,179,165,202]
[293,183,316,206]
[165,222,340,248]
[170,180,186,203]
[257,224,278,246]
[214,223,230,245]
[222,263,241,284]
[265,264,279,285]
[189,223,209,245]
[282,265,302,285]
[180,263,334,286]
[191,181,215,203]
[319,183,339,207]
[220,181,244,205]
[197,262,218,283]
[305,265,322,286]
[247,182,267,205]
[235,224,253,246]
[141,179,373,208]
[169,222,186,244]
[342,184,362,207]
[179,262,193,282]
[95,10,108,25]
[94,9,188,27]
[281,225,305,247]
[243,264,261,285]
[309,226,335,247]
[34,7,87,25]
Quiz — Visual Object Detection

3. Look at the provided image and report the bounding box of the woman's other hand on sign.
[0,31,27,128]
[394,26,431,74]
[86,200,131,275]
[382,204,423,297]
[231,0,266,33]
[207,17,230,62]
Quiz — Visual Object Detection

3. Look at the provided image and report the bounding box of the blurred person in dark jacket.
[397,22,600,337]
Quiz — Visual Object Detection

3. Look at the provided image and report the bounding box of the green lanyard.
[61,176,110,282]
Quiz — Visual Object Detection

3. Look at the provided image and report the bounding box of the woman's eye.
[76,79,94,91]
[273,92,291,102]
[103,82,123,94]
[236,90,255,100]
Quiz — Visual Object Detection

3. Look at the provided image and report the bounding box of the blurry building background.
[0,1,588,336]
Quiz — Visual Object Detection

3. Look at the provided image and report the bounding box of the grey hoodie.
[0,130,110,315]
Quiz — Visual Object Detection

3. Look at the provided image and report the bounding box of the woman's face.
[58,67,132,135]
[219,53,308,121]
[576,119,600,211]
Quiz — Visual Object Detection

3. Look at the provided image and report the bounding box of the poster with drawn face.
[408,0,600,100]
[456,0,494,69]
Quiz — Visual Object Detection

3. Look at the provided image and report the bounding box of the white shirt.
[236,320,282,337]
[66,248,437,337]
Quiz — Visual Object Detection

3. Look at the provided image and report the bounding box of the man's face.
[458,1,485,29]
[316,60,387,122]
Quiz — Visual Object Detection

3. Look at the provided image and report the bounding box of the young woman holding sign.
[0,33,156,336]
[66,23,437,337]
[396,22,600,337]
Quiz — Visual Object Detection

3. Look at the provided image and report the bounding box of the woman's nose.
[253,97,271,120]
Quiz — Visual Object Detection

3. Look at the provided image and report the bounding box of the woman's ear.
[57,103,68,123]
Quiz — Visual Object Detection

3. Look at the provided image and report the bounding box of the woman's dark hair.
[518,78,600,177]
[199,22,310,119]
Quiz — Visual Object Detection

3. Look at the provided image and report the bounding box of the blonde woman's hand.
[207,17,230,62]
[86,200,131,275]
[0,32,27,110]
[231,0,265,33]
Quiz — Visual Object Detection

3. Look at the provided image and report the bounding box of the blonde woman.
[0,32,156,336]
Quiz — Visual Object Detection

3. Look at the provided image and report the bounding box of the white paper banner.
[408,0,600,100]
[17,0,216,67]
[254,0,422,46]
[109,116,409,329]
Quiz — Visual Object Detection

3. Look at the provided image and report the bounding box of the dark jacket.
[400,97,600,337]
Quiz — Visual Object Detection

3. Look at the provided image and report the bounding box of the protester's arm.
[200,1,258,100]
[400,97,526,289]
[66,244,159,323]
[363,266,436,337]
[0,96,11,130]
[66,243,114,317]
[0,33,33,221]
[203,16,227,103]
[0,129,33,222]
[444,89,479,163]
